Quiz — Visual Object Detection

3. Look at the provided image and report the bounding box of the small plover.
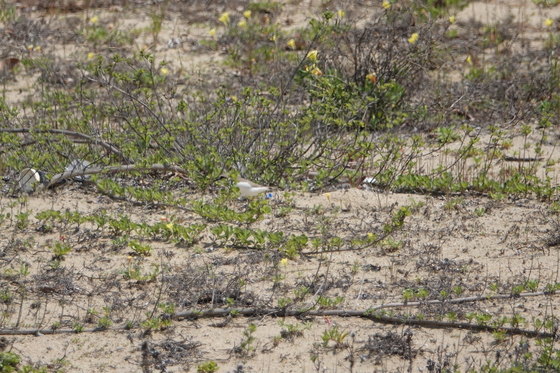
[18,168,48,193]
[221,174,270,197]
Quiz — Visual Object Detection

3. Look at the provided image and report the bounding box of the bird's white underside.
[236,181,269,197]
[18,168,40,192]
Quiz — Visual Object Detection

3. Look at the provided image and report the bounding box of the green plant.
[141,315,171,331]
[197,361,219,373]
[443,197,464,211]
[321,326,349,348]
[149,7,166,43]
[403,288,430,302]
[50,241,72,260]
[128,240,153,256]
[123,263,160,282]
[0,351,19,372]
[97,317,112,329]
[15,212,29,230]
[0,289,12,304]
[157,302,174,314]
[236,323,257,357]
[278,319,309,341]
[0,2,17,23]
[316,295,344,309]
[73,323,84,333]
[474,207,486,217]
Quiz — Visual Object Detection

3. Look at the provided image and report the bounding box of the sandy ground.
[0,185,558,372]
[1,0,560,372]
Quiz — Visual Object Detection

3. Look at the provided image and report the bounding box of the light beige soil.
[1,0,560,372]
[0,185,558,372]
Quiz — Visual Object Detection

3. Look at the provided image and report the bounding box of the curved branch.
[2,297,557,337]
[174,308,555,338]
[0,128,128,161]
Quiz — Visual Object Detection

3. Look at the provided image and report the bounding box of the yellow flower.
[287,39,296,49]
[449,15,456,24]
[270,34,276,42]
[366,72,377,83]
[209,28,216,37]
[311,66,322,76]
[238,19,247,28]
[545,18,553,27]
[219,12,230,25]
[408,33,419,44]
[466,55,473,65]
[231,95,237,102]
[243,10,251,19]
[280,258,288,266]
[337,9,345,18]
[306,50,318,62]
[27,44,33,51]
[87,52,94,59]
[90,16,98,25]
[382,1,391,9]
[34,46,41,52]
[367,232,375,240]
[127,256,132,261]
[161,67,168,75]
[166,223,174,230]
[323,192,331,201]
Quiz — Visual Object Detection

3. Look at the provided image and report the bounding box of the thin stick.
[0,128,127,161]
[0,304,556,338]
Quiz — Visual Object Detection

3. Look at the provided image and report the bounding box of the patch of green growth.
[123,263,160,282]
[247,1,283,14]
[97,317,112,329]
[14,211,30,230]
[197,361,219,373]
[402,287,430,302]
[533,0,560,6]
[128,240,153,256]
[316,295,344,309]
[235,323,257,357]
[321,326,349,348]
[50,241,72,260]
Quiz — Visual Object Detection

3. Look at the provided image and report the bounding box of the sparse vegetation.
[0,0,559,371]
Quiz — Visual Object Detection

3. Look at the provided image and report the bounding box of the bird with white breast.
[220,174,270,197]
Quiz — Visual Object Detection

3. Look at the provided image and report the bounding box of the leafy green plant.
[197,361,219,373]
[15,212,29,230]
[97,317,112,329]
[50,241,72,260]
[316,295,344,309]
[141,316,171,331]
[278,319,310,341]
[0,2,17,23]
[236,323,257,357]
[123,263,160,282]
[73,323,84,333]
[321,326,349,348]
[128,240,153,257]
[0,351,20,372]
[402,288,430,302]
